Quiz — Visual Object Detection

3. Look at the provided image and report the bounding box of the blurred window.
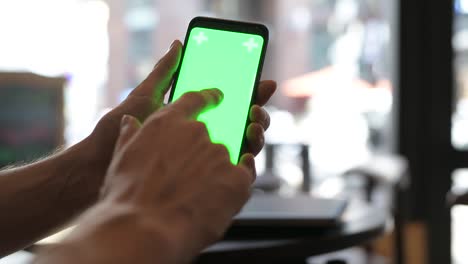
[0,0,395,190]
[452,1,468,262]
[453,0,468,149]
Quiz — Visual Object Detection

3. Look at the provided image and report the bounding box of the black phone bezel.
[168,16,269,164]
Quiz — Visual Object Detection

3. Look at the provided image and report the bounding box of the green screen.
[171,27,264,164]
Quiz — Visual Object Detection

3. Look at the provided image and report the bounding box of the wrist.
[62,202,181,264]
[54,137,107,215]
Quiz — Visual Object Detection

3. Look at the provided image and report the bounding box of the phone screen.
[170,22,267,164]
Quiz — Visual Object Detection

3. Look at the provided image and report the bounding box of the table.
[196,200,387,264]
[27,200,386,264]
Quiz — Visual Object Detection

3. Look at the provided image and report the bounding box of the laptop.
[226,195,348,239]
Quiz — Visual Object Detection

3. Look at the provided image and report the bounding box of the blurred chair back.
[0,72,65,168]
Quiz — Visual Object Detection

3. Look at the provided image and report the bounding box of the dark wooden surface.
[26,199,386,264]
[195,200,387,264]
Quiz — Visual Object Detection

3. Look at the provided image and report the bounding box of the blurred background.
[0,0,394,189]
[3,0,468,263]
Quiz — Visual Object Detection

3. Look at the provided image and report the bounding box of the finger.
[170,88,224,118]
[245,123,264,156]
[130,40,183,102]
[249,105,270,130]
[114,115,141,154]
[239,153,257,182]
[255,80,277,106]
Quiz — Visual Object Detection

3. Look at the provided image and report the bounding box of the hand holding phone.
[169,17,269,164]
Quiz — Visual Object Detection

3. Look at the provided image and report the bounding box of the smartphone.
[169,17,269,164]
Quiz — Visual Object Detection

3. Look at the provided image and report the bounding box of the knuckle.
[252,122,263,132]
[251,124,265,143]
[146,111,173,127]
[182,91,203,103]
[166,106,184,117]
[188,121,208,136]
[146,113,164,127]
[212,144,230,159]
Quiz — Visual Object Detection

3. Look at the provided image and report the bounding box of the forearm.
[0,138,103,256]
[33,203,177,264]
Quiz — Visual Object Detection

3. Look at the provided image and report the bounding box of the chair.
[253,143,312,193]
[342,154,409,264]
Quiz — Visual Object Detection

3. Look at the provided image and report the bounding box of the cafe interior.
[0,0,466,263]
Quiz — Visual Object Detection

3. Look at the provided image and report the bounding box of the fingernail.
[204,88,224,103]
[213,88,224,101]
[153,40,178,70]
[166,40,177,53]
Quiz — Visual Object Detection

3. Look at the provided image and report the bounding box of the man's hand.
[71,40,275,208]
[0,40,275,257]
[35,89,255,264]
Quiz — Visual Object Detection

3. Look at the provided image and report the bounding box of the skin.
[0,40,276,262]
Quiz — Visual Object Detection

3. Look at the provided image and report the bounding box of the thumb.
[114,115,141,154]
